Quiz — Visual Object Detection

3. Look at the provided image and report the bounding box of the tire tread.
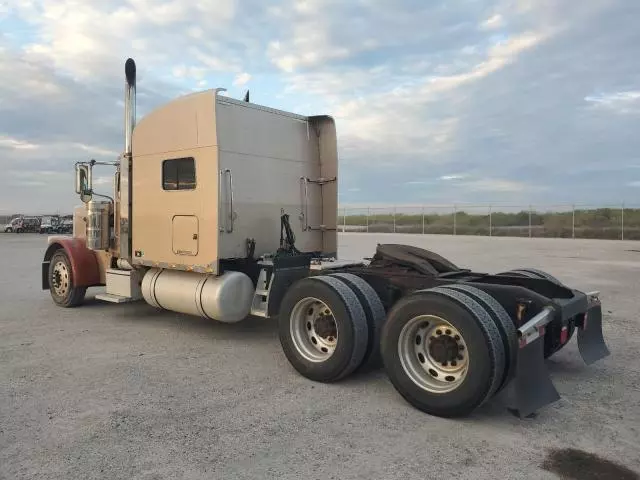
[312,275,370,380]
[427,287,506,407]
[49,250,86,308]
[516,268,561,285]
[328,272,386,369]
[440,284,517,392]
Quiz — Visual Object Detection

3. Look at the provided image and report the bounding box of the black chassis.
[259,243,610,418]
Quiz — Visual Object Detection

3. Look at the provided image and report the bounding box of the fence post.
[489,205,492,237]
[422,206,425,235]
[393,206,396,233]
[366,207,370,233]
[453,205,457,236]
[528,205,532,238]
[572,204,575,239]
[622,202,625,241]
[343,207,346,232]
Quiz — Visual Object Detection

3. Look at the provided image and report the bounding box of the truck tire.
[328,272,386,370]
[516,267,562,285]
[496,269,536,279]
[510,268,561,285]
[380,287,505,417]
[497,268,561,285]
[438,284,517,392]
[48,249,87,307]
[278,275,369,383]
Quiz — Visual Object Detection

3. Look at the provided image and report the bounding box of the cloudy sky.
[0,0,639,214]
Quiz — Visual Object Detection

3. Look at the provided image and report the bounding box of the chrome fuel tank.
[141,268,254,323]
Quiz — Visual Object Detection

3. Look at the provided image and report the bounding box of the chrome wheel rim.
[398,315,469,393]
[290,297,338,362]
[52,260,70,297]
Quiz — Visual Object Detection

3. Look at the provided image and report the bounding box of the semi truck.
[39,215,61,234]
[41,58,610,418]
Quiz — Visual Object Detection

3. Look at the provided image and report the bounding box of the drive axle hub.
[290,297,339,362]
[428,333,463,366]
[398,315,469,394]
[51,261,69,297]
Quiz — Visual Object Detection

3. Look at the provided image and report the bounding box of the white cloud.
[481,14,504,30]
[282,30,545,167]
[584,91,640,114]
[72,143,120,158]
[233,72,252,86]
[267,33,351,73]
[0,135,39,150]
[458,178,534,193]
[9,0,238,81]
[1,137,118,162]
[93,176,113,186]
[0,0,637,212]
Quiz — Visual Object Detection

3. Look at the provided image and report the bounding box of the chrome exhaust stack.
[120,58,136,260]
[124,58,136,155]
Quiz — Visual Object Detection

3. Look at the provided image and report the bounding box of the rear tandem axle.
[268,243,610,418]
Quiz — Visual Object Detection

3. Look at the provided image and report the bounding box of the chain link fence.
[3,205,639,240]
[339,204,640,240]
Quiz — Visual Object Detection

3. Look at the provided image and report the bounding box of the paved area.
[1,232,639,479]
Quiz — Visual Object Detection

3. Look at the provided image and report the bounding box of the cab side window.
[162,157,196,190]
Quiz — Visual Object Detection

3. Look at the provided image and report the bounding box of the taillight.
[560,326,568,344]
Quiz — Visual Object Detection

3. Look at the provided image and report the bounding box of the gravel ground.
[1,232,639,479]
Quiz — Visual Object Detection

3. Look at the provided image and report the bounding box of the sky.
[0,0,639,214]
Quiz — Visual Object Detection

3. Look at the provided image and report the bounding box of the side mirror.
[75,164,92,203]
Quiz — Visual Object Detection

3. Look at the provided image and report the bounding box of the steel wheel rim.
[290,297,338,362]
[398,314,469,393]
[52,260,70,297]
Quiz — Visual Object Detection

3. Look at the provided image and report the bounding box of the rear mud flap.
[577,299,610,365]
[505,294,609,418]
[42,261,50,290]
[505,306,560,418]
[506,332,560,418]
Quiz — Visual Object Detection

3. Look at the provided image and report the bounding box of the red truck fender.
[42,237,102,290]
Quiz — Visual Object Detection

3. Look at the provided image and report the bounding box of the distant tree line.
[4,208,638,240]
[340,207,640,240]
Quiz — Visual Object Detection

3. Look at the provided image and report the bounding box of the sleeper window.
[162,157,196,190]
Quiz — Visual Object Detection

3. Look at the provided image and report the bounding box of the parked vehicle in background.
[56,219,73,234]
[40,215,61,234]
[3,218,18,232]
[4,216,41,233]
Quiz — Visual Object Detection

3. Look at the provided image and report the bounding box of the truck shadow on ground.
[81,293,279,340]
[81,292,611,374]
[76,293,615,425]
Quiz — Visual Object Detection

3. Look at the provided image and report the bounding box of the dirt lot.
[1,232,640,479]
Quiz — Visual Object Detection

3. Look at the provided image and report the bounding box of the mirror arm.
[89,158,120,167]
[91,192,114,203]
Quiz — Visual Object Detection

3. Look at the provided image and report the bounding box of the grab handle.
[299,176,309,231]
[225,169,234,233]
